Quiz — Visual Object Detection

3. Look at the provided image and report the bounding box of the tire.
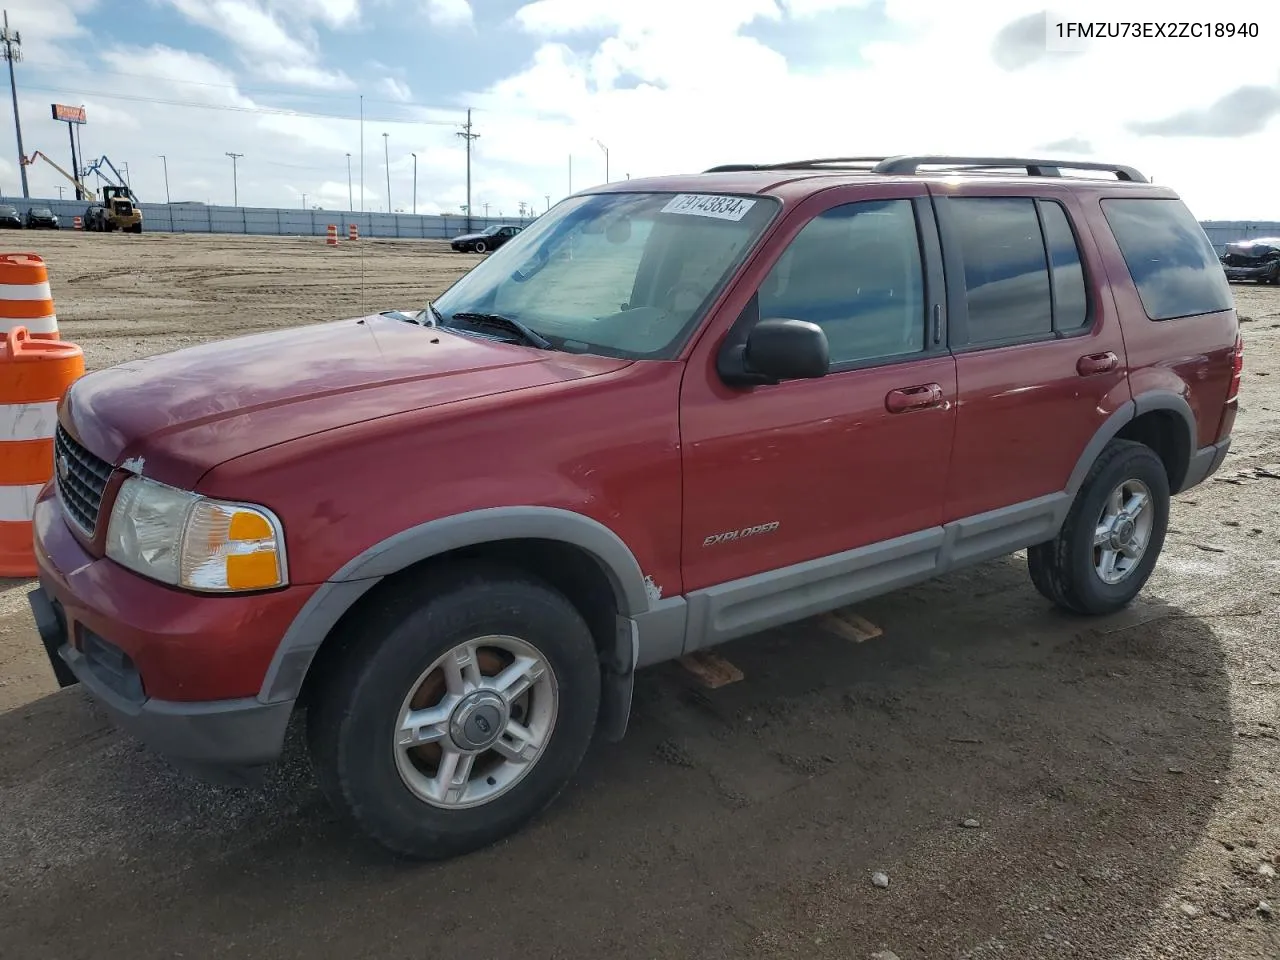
[1027,439,1170,615]
[473,240,487,253]
[307,563,601,860]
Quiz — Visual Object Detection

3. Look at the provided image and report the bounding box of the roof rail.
[871,155,1147,182]
[702,155,1147,182]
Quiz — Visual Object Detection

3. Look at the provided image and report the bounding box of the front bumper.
[1223,263,1276,281]
[29,485,317,778]
[29,585,293,780]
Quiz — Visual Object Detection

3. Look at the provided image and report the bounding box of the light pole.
[544,194,550,213]
[593,138,609,182]
[158,154,170,204]
[382,132,390,211]
[301,193,306,210]
[56,185,63,199]
[411,152,417,215]
[2,11,29,199]
[345,152,352,211]
[225,152,242,206]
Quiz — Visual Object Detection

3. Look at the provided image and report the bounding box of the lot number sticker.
[661,194,757,222]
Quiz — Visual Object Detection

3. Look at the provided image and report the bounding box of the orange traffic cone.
[0,253,60,340]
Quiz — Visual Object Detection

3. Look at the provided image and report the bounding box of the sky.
[0,0,1278,219]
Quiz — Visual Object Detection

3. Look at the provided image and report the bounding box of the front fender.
[255,506,653,703]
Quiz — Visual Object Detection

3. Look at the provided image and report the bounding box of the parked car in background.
[25,206,59,229]
[451,224,522,253]
[1220,237,1280,284]
[0,203,23,228]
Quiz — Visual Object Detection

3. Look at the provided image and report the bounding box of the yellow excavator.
[21,151,143,233]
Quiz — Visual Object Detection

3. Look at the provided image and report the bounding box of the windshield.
[482,226,502,235]
[432,191,777,360]
[0,206,15,215]
[32,208,52,216]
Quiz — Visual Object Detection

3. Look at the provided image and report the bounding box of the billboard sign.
[51,103,86,124]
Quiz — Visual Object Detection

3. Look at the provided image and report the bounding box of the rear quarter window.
[1101,197,1233,320]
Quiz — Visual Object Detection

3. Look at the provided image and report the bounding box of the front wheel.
[307,565,601,860]
[1027,439,1170,615]
[473,240,487,253]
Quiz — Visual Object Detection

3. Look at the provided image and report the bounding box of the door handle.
[1077,352,1119,376]
[885,383,944,413]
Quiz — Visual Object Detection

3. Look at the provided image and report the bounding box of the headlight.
[105,477,288,592]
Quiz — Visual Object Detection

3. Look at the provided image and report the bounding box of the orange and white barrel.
[0,326,85,576]
[73,216,83,230]
[348,224,359,241]
[326,224,338,246]
[0,253,60,340]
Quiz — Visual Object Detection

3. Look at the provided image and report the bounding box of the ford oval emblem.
[56,453,69,481]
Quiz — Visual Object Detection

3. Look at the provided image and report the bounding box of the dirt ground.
[0,232,1278,960]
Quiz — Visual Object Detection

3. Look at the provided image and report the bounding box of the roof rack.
[702,155,1147,183]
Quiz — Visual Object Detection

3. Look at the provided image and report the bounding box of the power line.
[19,82,462,125]
[20,59,458,111]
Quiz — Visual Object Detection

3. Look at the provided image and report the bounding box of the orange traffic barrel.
[73,216,83,230]
[348,223,359,241]
[0,326,85,576]
[326,224,338,246]
[0,253,60,340]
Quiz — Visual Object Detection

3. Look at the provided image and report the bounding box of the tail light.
[1227,332,1244,402]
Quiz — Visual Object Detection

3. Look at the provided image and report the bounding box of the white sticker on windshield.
[660,194,757,222]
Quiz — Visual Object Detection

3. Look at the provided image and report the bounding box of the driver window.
[758,199,925,366]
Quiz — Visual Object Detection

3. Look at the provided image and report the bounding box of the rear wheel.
[307,565,601,860]
[1027,439,1170,615]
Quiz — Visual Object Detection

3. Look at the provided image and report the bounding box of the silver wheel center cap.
[1112,518,1135,547]
[449,691,508,752]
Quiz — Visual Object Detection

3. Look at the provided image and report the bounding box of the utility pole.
[345,152,352,211]
[120,161,130,188]
[55,185,62,199]
[359,94,364,213]
[158,154,170,204]
[544,194,550,212]
[483,201,489,219]
[382,132,390,211]
[456,108,478,233]
[2,11,28,199]
[225,151,242,206]
[301,193,306,210]
[411,152,417,215]
[593,138,609,182]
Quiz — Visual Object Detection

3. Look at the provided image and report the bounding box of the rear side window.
[1040,201,1088,330]
[1101,198,1232,320]
[948,197,1091,345]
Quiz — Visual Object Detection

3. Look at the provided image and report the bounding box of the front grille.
[54,425,114,535]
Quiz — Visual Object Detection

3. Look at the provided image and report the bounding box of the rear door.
[932,184,1131,523]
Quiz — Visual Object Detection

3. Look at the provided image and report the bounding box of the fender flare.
[257,506,653,704]
[1064,392,1197,497]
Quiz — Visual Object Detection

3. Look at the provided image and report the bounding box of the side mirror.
[720,317,829,387]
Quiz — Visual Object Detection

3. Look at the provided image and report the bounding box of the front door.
[679,184,958,605]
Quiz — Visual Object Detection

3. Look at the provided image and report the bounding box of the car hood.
[63,314,630,489]
[453,232,491,242]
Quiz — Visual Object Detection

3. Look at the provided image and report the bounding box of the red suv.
[28,155,1242,860]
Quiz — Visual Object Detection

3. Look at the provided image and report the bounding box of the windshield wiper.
[447,312,552,349]
[424,301,444,326]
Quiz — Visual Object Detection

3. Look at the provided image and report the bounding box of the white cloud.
[257,63,355,90]
[267,0,361,28]
[378,77,414,101]
[422,0,473,28]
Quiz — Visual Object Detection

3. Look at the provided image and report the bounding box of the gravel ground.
[0,233,1277,959]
